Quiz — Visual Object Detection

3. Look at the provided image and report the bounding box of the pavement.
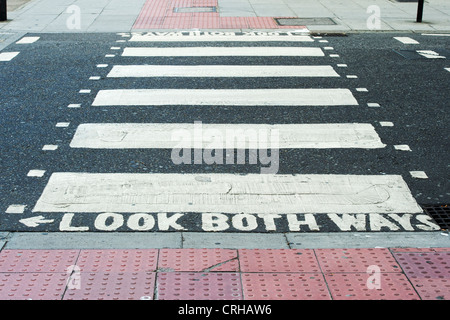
[0,0,449,302]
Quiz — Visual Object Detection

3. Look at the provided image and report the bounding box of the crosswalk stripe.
[92,89,359,107]
[32,173,423,214]
[130,35,314,42]
[0,52,20,61]
[130,34,314,42]
[70,123,385,149]
[122,47,324,57]
[107,65,340,78]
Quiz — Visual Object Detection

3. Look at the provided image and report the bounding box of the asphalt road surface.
[0,31,448,233]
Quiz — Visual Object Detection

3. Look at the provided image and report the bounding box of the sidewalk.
[0,0,449,32]
[0,232,449,300]
[0,246,449,300]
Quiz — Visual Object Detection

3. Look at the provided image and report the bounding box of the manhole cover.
[422,205,450,230]
[275,18,336,26]
[174,6,217,13]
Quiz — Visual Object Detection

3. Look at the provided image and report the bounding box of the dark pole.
[0,0,6,21]
[417,0,424,23]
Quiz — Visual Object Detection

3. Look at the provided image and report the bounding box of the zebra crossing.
[14,32,440,233]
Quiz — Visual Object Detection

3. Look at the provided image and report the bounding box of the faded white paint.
[107,65,340,78]
[92,89,358,107]
[70,123,386,149]
[33,173,423,214]
[122,47,324,57]
[16,37,40,44]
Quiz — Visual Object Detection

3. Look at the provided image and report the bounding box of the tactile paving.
[239,249,320,273]
[77,250,158,273]
[325,273,420,300]
[157,272,242,300]
[394,252,450,279]
[0,250,79,273]
[0,273,68,300]
[394,252,450,300]
[242,273,331,300]
[158,249,238,272]
[316,248,401,273]
[63,272,156,300]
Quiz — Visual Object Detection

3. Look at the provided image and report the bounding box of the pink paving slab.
[133,0,307,30]
[157,272,242,300]
[0,250,79,273]
[316,248,401,273]
[394,252,450,279]
[325,273,420,300]
[76,250,158,273]
[0,273,68,300]
[239,249,320,273]
[158,249,238,272]
[242,273,331,300]
[63,272,156,300]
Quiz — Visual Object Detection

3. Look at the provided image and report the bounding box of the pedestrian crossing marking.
[92,89,359,107]
[70,123,386,149]
[122,47,325,57]
[107,65,341,78]
[32,173,423,215]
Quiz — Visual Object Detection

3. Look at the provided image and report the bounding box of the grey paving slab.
[182,233,289,249]
[0,233,9,250]
[4,233,183,249]
[286,232,450,249]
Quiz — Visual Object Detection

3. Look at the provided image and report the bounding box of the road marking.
[394,145,411,151]
[445,68,450,72]
[32,173,423,214]
[107,65,340,78]
[89,76,101,80]
[421,33,450,37]
[0,52,19,61]
[346,75,358,79]
[367,103,380,108]
[68,104,81,108]
[56,122,70,127]
[16,36,40,44]
[356,88,368,92]
[122,47,324,57]
[416,50,445,59]
[337,64,347,67]
[129,34,314,42]
[79,89,91,94]
[42,145,58,151]
[27,170,46,177]
[394,37,419,44]
[92,89,359,107]
[97,64,108,68]
[410,171,428,179]
[105,54,116,58]
[6,205,26,214]
[379,122,394,127]
[70,123,385,149]
[329,54,340,58]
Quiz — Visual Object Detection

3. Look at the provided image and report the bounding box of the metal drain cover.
[423,205,450,230]
[275,18,336,26]
[174,6,217,13]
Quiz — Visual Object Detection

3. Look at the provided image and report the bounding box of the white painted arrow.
[19,216,55,228]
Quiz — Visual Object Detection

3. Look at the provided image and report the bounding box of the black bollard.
[417,0,424,23]
[0,0,6,22]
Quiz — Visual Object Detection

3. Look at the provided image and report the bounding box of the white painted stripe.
[122,47,324,57]
[417,50,445,59]
[92,89,358,107]
[107,65,340,78]
[70,123,385,149]
[379,122,394,127]
[410,171,428,179]
[337,64,347,67]
[89,76,101,80]
[97,64,108,68]
[421,33,450,37]
[56,122,70,128]
[0,52,19,61]
[6,205,26,214]
[42,145,58,151]
[394,145,411,151]
[394,37,419,44]
[16,36,40,44]
[27,170,46,177]
[130,35,314,42]
[367,103,380,108]
[445,68,450,72]
[32,173,423,214]
[79,89,91,94]
[68,104,81,108]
